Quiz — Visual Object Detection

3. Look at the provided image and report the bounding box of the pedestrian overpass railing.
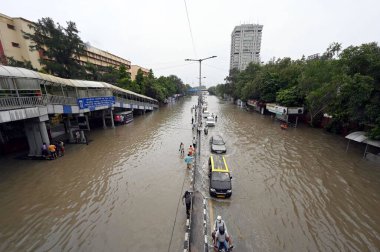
[0,95,158,111]
[44,95,77,105]
[0,96,45,110]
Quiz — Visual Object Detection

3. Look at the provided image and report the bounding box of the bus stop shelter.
[345,131,380,160]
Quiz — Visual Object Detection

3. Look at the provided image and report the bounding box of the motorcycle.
[214,244,234,252]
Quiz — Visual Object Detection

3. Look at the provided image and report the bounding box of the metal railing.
[0,96,45,110]
[0,95,158,111]
[115,97,158,109]
[44,95,77,105]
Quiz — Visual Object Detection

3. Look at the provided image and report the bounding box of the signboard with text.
[77,96,115,110]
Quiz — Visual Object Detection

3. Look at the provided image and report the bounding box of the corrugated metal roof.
[0,66,40,79]
[345,131,380,148]
[0,66,157,102]
[345,131,367,143]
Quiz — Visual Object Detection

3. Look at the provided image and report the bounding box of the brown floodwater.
[0,96,379,252]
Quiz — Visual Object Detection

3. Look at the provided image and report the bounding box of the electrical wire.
[203,63,229,73]
[183,0,197,57]
[154,61,197,71]
[167,163,188,252]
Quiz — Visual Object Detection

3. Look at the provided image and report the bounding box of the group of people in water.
[41,141,65,160]
[180,141,195,169]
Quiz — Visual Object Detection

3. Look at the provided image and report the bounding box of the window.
[7,24,15,30]
[11,42,20,48]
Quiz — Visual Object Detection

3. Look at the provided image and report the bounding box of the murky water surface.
[0,96,379,251]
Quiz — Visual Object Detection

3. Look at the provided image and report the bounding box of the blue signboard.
[77,96,115,110]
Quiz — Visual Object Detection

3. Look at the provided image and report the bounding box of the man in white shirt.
[214,225,232,250]
[212,215,227,243]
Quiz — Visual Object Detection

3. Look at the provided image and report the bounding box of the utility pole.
[185,56,217,143]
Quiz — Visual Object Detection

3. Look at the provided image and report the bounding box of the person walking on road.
[182,190,193,218]
[41,142,48,158]
[191,117,194,124]
[179,142,185,157]
[192,137,197,149]
[184,153,193,169]
[75,131,80,143]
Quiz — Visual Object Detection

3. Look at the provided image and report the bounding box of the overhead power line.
[183,0,197,57]
[203,63,229,73]
[153,62,197,71]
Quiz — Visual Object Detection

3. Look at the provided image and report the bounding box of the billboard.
[77,96,115,110]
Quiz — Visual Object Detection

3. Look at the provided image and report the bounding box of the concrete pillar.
[85,114,90,131]
[24,121,38,156]
[102,110,107,129]
[39,121,50,146]
[110,108,115,128]
[0,130,4,144]
[67,117,74,143]
[24,119,50,156]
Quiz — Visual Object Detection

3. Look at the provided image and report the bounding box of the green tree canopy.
[23,17,85,78]
[214,42,380,139]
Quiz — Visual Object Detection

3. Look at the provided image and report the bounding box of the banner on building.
[77,96,115,110]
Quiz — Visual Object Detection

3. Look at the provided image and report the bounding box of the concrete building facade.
[230,24,263,71]
[0,13,42,68]
[0,13,131,71]
[130,65,150,81]
[80,45,131,71]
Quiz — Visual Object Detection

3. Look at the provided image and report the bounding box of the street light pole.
[186,55,216,93]
[185,55,217,111]
[185,56,217,154]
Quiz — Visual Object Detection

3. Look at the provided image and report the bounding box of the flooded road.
[1,96,380,251]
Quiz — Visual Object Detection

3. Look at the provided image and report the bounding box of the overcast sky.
[2,0,380,87]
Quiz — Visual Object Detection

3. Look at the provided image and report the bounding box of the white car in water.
[206,116,215,127]
[203,110,210,118]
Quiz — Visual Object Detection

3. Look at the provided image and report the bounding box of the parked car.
[208,155,232,198]
[210,135,226,153]
[206,116,216,127]
[203,110,210,118]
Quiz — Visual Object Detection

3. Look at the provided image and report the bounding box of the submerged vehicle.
[210,135,226,153]
[206,116,216,127]
[208,155,232,198]
[114,111,133,124]
[203,110,210,118]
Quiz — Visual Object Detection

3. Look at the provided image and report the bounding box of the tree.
[5,57,36,71]
[135,68,145,93]
[305,82,338,126]
[101,66,119,84]
[208,86,216,95]
[23,17,86,78]
[115,65,132,89]
[276,86,303,107]
[328,74,374,124]
[322,42,342,60]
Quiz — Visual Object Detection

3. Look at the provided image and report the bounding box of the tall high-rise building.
[230,24,263,71]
